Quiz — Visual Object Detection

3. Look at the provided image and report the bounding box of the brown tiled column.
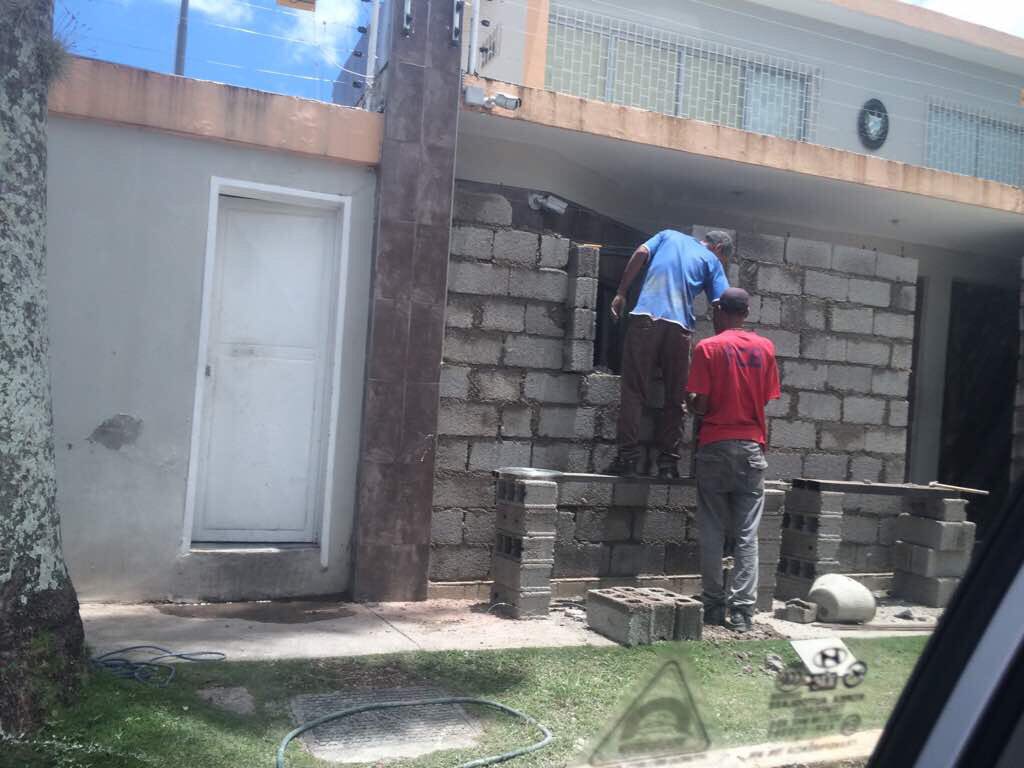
[352,0,462,601]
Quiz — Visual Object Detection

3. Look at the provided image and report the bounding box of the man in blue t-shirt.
[605,229,732,478]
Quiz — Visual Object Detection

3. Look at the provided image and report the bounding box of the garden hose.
[276,697,553,768]
[90,645,226,687]
[92,646,554,767]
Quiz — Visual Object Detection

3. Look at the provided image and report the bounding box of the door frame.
[180,177,352,569]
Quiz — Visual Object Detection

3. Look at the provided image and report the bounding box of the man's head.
[713,287,750,333]
[702,230,734,268]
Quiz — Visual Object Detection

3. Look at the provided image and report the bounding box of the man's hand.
[611,293,626,321]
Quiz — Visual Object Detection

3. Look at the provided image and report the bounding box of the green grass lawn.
[1,637,926,768]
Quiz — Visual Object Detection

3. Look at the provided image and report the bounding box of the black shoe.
[603,456,638,477]
[727,608,753,633]
[704,604,727,626]
[656,464,680,480]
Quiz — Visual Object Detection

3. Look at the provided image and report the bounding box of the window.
[926,103,1024,187]
[546,5,816,142]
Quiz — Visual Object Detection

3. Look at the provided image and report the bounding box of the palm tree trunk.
[0,0,85,734]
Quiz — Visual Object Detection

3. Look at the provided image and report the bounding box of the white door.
[193,196,339,542]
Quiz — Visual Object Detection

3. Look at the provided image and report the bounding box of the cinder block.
[494,502,558,536]
[876,252,918,284]
[492,554,553,591]
[757,265,802,295]
[777,555,842,581]
[782,531,841,561]
[504,334,563,369]
[846,340,891,367]
[448,261,510,296]
[895,515,976,552]
[803,271,849,302]
[775,574,813,601]
[759,539,782,564]
[568,243,599,277]
[797,392,841,421]
[832,246,877,276]
[569,308,596,340]
[491,584,551,619]
[848,278,891,308]
[524,372,580,404]
[756,589,776,613]
[569,276,598,309]
[637,588,678,641]
[903,497,968,522]
[494,531,556,563]
[842,513,879,544]
[564,340,594,372]
[764,489,786,513]
[831,307,874,334]
[892,571,960,608]
[770,419,817,449]
[673,596,704,640]
[587,588,654,646]
[450,225,494,259]
[559,481,613,506]
[584,373,620,405]
[874,312,914,340]
[873,369,910,397]
[541,236,571,269]
[454,190,513,226]
[786,489,845,515]
[843,397,886,425]
[507,268,568,303]
[774,598,818,623]
[480,300,526,332]
[892,541,970,578]
[786,238,831,268]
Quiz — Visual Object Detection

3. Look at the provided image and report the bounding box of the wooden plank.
[790,478,983,498]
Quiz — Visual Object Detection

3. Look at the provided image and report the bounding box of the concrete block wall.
[431,186,918,583]
[735,234,918,484]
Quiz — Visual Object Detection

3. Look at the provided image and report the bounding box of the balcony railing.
[545,4,820,144]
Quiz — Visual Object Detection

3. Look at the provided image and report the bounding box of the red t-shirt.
[686,329,781,447]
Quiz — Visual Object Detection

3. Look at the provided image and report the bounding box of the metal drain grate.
[288,685,482,763]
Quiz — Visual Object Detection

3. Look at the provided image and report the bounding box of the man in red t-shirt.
[686,287,780,632]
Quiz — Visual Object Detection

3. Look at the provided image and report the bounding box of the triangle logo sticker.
[589,660,710,765]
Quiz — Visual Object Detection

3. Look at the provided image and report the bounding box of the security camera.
[528,193,569,216]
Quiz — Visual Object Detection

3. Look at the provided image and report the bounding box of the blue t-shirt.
[630,230,729,330]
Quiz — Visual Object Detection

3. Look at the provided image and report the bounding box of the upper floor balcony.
[464,0,1024,189]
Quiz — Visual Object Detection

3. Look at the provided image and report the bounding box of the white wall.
[46,117,376,601]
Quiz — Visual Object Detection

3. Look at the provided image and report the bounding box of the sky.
[54,1,1024,105]
[55,0,373,102]
[902,1,1024,40]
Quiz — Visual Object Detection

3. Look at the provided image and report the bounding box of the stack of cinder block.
[776,488,844,600]
[756,487,786,611]
[587,587,704,646]
[490,476,558,618]
[892,495,974,607]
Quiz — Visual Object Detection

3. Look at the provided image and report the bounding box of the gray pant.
[696,440,767,612]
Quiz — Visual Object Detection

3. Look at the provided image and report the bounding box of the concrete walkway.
[81,598,934,660]
[81,599,615,660]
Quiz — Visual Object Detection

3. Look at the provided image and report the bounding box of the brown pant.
[616,315,692,465]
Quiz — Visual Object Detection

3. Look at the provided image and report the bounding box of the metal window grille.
[926,101,1024,188]
[545,4,820,143]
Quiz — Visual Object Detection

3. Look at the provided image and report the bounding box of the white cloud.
[279,0,361,67]
[157,0,254,26]
[903,0,1024,39]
